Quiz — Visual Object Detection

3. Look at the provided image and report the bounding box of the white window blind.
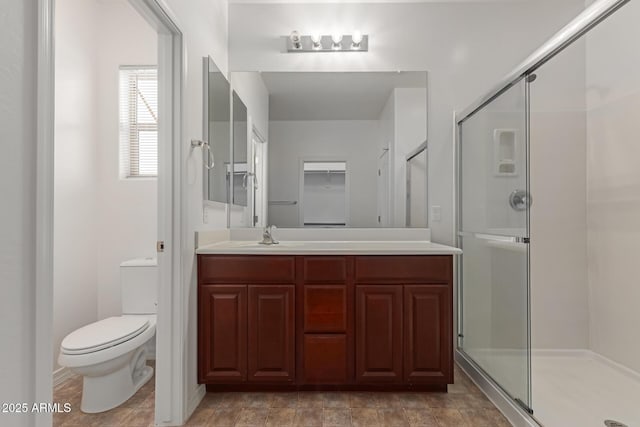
[119,67,158,178]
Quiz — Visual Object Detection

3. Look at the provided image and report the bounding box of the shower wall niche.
[493,129,518,176]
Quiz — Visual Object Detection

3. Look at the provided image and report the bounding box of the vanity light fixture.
[310,33,322,50]
[289,30,302,50]
[351,31,363,50]
[286,31,368,52]
[331,33,343,50]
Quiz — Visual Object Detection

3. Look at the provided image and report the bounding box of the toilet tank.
[120,257,158,314]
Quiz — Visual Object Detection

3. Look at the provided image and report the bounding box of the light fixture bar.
[286,33,368,52]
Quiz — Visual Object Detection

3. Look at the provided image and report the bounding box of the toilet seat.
[58,315,156,369]
[61,317,150,355]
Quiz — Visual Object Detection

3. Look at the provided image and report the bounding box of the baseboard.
[53,367,74,387]
[185,385,206,422]
[455,350,541,427]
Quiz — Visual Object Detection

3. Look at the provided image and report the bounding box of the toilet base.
[80,348,153,413]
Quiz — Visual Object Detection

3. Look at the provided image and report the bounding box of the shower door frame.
[453,0,631,425]
[456,75,533,415]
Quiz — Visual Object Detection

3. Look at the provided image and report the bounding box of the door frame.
[36,0,187,425]
[405,141,429,227]
[251,127,267,227]
[298,157,350,227]
[377,149,391,227]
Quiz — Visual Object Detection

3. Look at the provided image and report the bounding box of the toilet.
[58,258,157,413]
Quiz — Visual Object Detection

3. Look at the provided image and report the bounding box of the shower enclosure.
[457,76,532,413]
[456,0,638,425]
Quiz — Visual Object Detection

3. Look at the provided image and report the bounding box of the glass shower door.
[458,78,532,411]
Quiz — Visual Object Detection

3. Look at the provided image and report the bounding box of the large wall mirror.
[233,71,428,228]
[203,64,429,229]
[204,56,231,204]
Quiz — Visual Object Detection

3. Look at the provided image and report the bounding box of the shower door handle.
[459,232,529,244]
[509,189,533,211]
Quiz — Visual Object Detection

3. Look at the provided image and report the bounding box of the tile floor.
[52,363,511,426]
[52,361,155,427]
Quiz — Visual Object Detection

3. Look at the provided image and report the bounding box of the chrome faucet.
[259,225,279,245]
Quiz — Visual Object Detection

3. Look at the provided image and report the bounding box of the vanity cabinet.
[403,285,451,384]
[299,257,353,384]
[198,254,453,390]
[248,285,295,382]
[354,256,453,386]
[355,285,403,383]
[199,285,247,382]
[198,256,296,384]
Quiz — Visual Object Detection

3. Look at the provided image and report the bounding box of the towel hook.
[191,139,214,170]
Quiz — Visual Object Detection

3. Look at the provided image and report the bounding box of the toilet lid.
[61,317,150,355]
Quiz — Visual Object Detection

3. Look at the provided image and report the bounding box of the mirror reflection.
[232,91,248,207]
[261,71,428,228]
[204,57,231,204]
[406,144,428,227]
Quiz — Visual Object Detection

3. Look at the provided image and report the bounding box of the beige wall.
[229,0,586,245]
[53,0,158,372]
[528,0,640,372]
[530,38,589,350]
[94,0,158,321]
[161,0,231,413]
[2,0,230,422]
[0,0,40,421]
[585,0,640,373]
[53,0,100,373]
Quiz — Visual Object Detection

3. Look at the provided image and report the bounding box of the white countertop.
[196,240,462,255]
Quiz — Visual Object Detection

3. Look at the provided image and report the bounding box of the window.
[119,67,158,178]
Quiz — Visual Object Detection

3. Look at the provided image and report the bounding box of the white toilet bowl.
[58,315,156,413]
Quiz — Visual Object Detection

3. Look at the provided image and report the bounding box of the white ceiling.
[262,71,427,120]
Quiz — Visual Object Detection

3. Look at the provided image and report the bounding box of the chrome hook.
[191,139,214,170]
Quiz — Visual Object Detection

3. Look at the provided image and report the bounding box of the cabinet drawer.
[199,255,295,284]
[304,285,347,332]
[303,257,348,283]
[354,256,451,283]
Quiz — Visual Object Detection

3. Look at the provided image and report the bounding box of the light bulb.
[310,33,322,50]
[351,30,363,49]
[289,30,302,49]
[331,33,343,50]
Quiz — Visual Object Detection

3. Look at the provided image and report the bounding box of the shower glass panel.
[458,78,531,411]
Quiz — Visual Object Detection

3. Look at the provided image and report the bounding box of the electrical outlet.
[203,206,208,224]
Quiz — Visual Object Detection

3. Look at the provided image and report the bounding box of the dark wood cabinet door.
[355,285,403,383]
[404,285,452,384]
[248,285,295,382]
[302,334,348,384]
[199,285,247,383]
